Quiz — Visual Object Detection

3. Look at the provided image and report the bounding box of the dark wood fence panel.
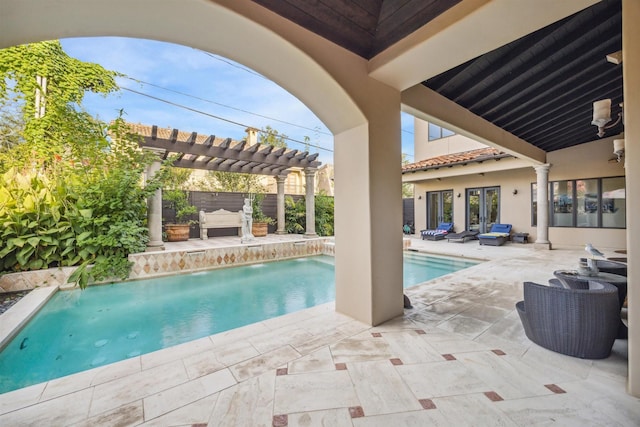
[162,192,305,239]
[403,198,415,230]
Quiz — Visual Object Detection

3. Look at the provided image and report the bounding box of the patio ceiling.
[129,123,321,176]
[252,0,623,154]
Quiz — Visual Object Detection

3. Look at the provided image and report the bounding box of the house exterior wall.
[411,135,626,250]
[414,117,486,160]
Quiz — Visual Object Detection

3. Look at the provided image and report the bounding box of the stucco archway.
[1,0,366,136]
[2,0,406,326]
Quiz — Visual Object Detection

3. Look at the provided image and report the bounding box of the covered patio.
[1,239,637,424]
[2,0,639,419]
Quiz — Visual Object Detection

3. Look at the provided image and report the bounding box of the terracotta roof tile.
[402,147,512,173]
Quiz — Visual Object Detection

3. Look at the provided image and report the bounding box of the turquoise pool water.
[0,253,478,393]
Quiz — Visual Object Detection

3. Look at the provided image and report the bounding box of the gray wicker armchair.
[516,280,620,359]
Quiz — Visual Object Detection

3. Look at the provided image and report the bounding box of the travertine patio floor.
[1,236,638,426]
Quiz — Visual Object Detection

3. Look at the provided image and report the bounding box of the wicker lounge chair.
[516,280,620,359]
[478,223,512,246]
[445,230,479,243]
[420,222,454,241]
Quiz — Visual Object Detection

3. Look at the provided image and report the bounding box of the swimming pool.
[0,253,478,393]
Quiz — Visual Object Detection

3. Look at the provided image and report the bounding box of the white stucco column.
[334,84,404,326]
[145,151,165,252]
[303,168,317,238]
[275,175,287,234]
[533,163,551,250]
[623,0,639,397]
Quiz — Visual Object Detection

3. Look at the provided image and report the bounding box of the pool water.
[0,253,478,393]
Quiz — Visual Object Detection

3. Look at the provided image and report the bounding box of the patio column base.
[533,242,552,250]
[275,230,287,235]
[146,242,165,252]
[303,233,318,239]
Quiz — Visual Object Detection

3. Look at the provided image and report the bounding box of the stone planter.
[252,222,268,237]
[165,223,191,242]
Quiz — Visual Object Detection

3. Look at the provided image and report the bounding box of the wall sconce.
[418,195,422,200]
[456,193,461,198]
[512,189,518,195]
[613,138,625,163]
[592,99,623,137]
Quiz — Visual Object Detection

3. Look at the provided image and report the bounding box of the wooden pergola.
[128,123,322,250]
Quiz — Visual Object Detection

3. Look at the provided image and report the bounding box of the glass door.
[466,187,500,233]
[426,190,453,229]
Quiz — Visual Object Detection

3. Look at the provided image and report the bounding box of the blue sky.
[60,37,415,165]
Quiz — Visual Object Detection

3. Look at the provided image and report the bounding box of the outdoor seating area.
[478,224,513,246]
[516,280,621,359]
[445,230,479,243]
[420,222,454,241]
[516,251,629,360]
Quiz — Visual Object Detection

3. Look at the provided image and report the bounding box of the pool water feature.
[0,253,478,393]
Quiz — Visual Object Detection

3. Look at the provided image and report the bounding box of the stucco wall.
[412,137,626,250]
[413,118,487,160]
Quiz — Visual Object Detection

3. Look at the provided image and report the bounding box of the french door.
[467,187,500,233]
[426,190,453,230]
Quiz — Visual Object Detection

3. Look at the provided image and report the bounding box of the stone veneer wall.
[127,238,334,280]
[0,238,336,293]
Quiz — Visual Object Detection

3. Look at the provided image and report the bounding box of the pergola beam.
[141,135,321,169]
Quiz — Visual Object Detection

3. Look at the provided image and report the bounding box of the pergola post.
[275,174,287,234]
[145,148,165,252]
[533,164,551,250]
[303,168,317,238]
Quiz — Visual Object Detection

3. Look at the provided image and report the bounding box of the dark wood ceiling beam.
[186,132,197,145]
[478,32,621,121]
[507,71,622,137]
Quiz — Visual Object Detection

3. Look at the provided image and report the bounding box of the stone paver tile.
[287,408,353,427]
[381,330,443,363]
[436,314,493,339]
[89,359,188,417]
[433,393,517,426]
[229,345,301,382]
[558,372,640,425]
[351,409,450,427]
[140,337,214,371]
[248,324,314,354]
[41,357,142,402]
[140,394,218,426]
[208,372,275,427]
[209,321,271,346]
[183,340,259,380]
[273,370,360,414]
[330,336,393,364]
[456,352,553,400]
[0,389,91,426]
[348,360,422,416]
[496,392,621,426]
[144,368,236,420]
[396,360,488,399]
[72,400,143,427]
[288,346,335,374]
[0,382,46,415]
